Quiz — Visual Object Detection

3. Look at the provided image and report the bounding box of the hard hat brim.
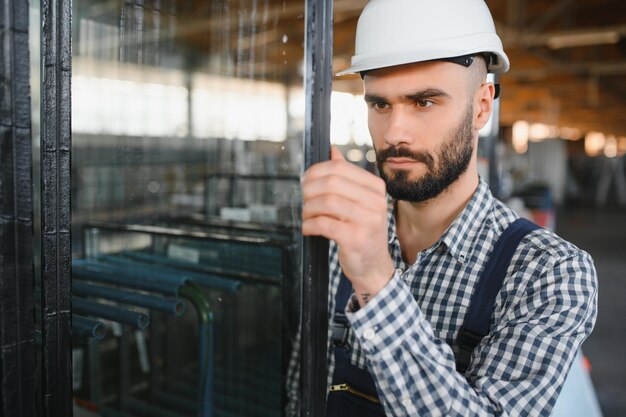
[336,36,510,76]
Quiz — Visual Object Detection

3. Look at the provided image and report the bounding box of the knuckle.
[323,175,342,190]
[301,204,314,219]
[303,217,326,236]
[323,194,342,212]
[330,159,345,169]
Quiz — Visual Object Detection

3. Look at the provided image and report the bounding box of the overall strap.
[456,218,540,373]
[329,272,386,416]
[331,272,353,346]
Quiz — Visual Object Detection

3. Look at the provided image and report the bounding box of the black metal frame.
[301,0,333,415]
[0,0,36,415]
[39,0,73,414]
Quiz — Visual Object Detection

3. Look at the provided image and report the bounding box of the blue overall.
[326,218,539,416]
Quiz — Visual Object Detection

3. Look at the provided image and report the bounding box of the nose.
[383,108,414,147]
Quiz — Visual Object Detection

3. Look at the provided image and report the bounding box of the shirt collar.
[440,178,494,262]
[387,178,494,264]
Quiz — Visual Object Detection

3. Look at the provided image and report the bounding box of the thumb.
[331,146,345,161]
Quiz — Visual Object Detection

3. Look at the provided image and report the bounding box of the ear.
[474,82,495,131]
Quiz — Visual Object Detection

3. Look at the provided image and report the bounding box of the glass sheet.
[31,1,306,416]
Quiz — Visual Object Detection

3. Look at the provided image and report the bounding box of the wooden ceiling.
[81,0,626,137]
[331,0,626,138]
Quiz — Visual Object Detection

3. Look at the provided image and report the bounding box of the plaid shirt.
[285,179,597,416]
[324,179,597,416]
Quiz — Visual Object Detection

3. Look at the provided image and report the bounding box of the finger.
[302,174,387,209]
[331,146,345,161]
[303,160,386,195]
[302,193,377,224]
[302,215,353,244]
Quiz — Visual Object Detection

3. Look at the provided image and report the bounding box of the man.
[301,0,597,415]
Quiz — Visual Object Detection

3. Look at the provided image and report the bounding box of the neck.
[395,164,479,264]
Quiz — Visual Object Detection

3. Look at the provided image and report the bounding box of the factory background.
[1,0,625,416]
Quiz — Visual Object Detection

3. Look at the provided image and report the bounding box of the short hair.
[468,54,489,93]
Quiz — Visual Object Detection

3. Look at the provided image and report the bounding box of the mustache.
[376,146,434,169]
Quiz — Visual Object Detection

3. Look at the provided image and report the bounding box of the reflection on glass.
[68,1,304,416]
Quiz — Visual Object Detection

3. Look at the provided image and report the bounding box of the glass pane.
[64,1,304,416]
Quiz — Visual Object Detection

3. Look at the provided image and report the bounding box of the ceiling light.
[618,137,626,156]
[547,31,620,49]
[529,123,559,142]
[512,121,529,154]
[585,132,606,157]
[604,136,618,158]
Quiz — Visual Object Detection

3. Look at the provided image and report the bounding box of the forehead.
[363,60,469,98]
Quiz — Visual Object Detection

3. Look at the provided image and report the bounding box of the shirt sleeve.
[345,251,598,417]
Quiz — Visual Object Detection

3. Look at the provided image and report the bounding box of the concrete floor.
[556,207,626,417]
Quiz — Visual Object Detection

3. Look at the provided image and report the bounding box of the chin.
[385,167,426,181]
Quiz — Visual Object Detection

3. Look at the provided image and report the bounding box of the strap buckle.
[331,312,350,347]
[455,328,483,373]
[457,328,483,349]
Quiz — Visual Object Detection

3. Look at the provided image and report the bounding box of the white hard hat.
[337,0,510,76]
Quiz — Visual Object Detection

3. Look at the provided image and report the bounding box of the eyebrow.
[405,88,451,102]
[364,88,451,105]
[363,93,387,105]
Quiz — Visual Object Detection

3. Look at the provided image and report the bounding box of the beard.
[375,103,475,203]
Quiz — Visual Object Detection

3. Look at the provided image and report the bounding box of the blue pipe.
[123,248,282,283]
[72,315,106,340]
[72,297,149,330]
[72,259,189,285]
[37,290,106,341]
[198,321,213,417]
[107,253,242,293]
[122,250,279,286]
[72,263,182,296]
[179,282,213,417]
[72,281,185,317]
[74,259,190,289]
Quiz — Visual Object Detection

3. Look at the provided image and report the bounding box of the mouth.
[384,157,422,168]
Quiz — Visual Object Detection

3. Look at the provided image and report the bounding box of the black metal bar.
[39,0,73,413]
[119,325,131,412]
[301,0,333,415]
[150,312,163,403]
[88,337,102,407]
[0,0,36,415]
[488,74,503,198]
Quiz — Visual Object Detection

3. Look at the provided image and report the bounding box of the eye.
[369,101,390,112]
[415,99,433,108]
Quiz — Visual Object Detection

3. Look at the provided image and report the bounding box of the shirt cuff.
[345,270,430,359]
